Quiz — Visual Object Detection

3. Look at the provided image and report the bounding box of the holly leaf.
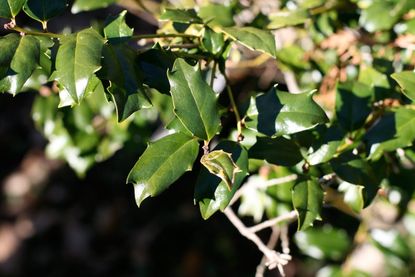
[101,44,151,122]
[248,136,303,166]
[71,0,116,13]
[246,88,329,136]
[103,10,133,44]
[0,0,25,18]
[53,28,105,104]
[292,178,324,230]
[127,133,199,207]
[391,71,415,101]
[195,141,248,219]
[201,150,241,191]
[335,81,373,131]
[137,48,176,94]
[23,0,68,26]
[220,26,277,57]
[0,34,40,95]
[159,8,203,24]
[168,58,220,141]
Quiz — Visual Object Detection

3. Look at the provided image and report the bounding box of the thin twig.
[230,174,298,206]
[224,208,292,274]
[132,33,200,40]
[256,226,281,277]
[249,211,297,233]
[9,26,62,38]
[210,60,217,88]
[225,84,244,141]
[280,225,290,255]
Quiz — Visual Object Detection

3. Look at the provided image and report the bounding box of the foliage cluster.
[2,0,415,275]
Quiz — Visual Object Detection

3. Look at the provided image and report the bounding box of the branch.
[256,226,281,277]
[230,174,298,205]
[248,211,297,233]
[224,208,292,276]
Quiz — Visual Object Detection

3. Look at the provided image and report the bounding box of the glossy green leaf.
[0,34,40,95]
[102,44,151,122]
[268,9,309,29]
[246,88,329,136]
[127,133,199,207]
[103,10,133,44]
[220,27,277,57]
[335,81,373,131]
[53,28,105,104]
[0,0,25,18]
[23,0,68,25]
[391,71,415,101]
[159,8,203,24]
[292,178,324,230]
[295,225,351,260]
[202,27,225,56]
[168,58,220,141]
[137,48,176,94]
[248,137,303,166]
[71,0,116,13]
[195,141,248,219]
[201,150,241,191]
[307,126,344,165]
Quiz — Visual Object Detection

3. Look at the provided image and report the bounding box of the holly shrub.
[2,0,415,276]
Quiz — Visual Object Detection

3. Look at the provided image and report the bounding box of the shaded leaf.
[335,81,373,131]
[0,34,40,95]
[102,44,151,121]
[23,0,68,25]
[137,48,176,94]
[159,8,203,24]
[248,136,303,166]
[168,58,220,141]
[127,133,199,207]
[201,150,241,191]
[220,27,276,57]
[292,178,324,230]
[195,141,248,219]
[246,87,328,136]
[0,0,25,18]
[53,28,105,104]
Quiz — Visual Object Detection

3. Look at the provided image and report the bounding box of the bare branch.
[256,226,281,277]
[248,211,297,233]
[224,208,292,276]
[230,174,298,205]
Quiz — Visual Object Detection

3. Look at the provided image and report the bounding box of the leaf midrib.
[175,65,210,139]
